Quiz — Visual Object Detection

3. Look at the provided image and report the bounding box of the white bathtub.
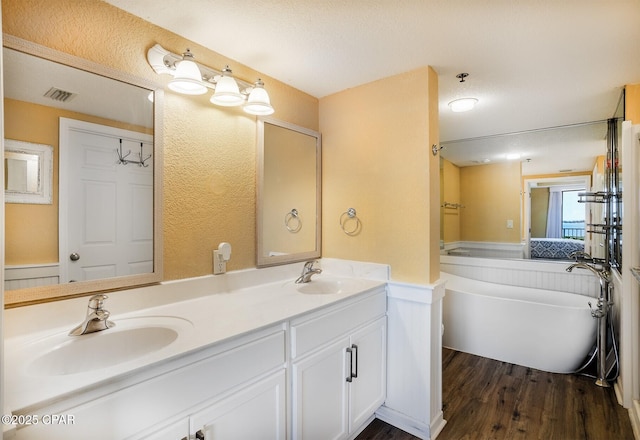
[441,272,597,373]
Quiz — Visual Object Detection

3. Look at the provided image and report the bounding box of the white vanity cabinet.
[290,289,387,440]
[8,280,388,440]
[13,325,286,440]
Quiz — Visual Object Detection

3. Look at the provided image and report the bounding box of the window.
[562,190,585,239]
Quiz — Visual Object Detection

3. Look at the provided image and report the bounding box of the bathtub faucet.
[569,250,592,262]
[565,262,610,290]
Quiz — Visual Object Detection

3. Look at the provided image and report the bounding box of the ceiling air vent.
[43,87,77,103]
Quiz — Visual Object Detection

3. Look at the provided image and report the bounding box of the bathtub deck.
[357,348,634,440]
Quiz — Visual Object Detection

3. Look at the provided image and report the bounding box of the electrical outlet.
[213,250,226,274]
[506,219,514,229]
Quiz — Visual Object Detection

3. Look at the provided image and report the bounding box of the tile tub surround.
[4,258,389,412]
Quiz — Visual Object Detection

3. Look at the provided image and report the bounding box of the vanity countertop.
[4,259,388,414]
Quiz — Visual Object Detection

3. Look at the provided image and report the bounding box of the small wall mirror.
[4,139,53,204]
[257,118,321,267]
[3,35,163,306]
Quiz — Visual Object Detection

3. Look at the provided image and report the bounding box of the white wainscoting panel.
[376,279,446,440]
[4,264,59,291]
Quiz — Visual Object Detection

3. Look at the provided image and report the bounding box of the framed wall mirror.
[4,139,53,204]
[256,118,321,267]
[3,35,163,306]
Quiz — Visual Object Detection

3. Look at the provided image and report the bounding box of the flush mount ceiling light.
[147,44,275,115]
[448,73,478,113]
[448,98,478,112]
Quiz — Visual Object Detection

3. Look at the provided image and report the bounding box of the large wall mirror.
[3,35,163,306]
[257,118,321,267]
[440,118,617,263]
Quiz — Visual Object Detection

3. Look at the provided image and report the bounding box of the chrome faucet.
[569,250,593,261]
[296,260,322,284]
[69,294,116,336]
[566,262,610,290]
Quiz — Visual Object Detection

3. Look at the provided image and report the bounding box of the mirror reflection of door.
[59,118,153,283]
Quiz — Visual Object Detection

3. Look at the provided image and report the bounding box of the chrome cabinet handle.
[195,430,205,440]
[351,344,358,379]
[69,252,80,261]
[346,344,359,382]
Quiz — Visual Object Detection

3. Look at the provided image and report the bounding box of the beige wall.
[441,159,461,244]
[319,67,439,284]
[3,0,318,283]
[460,162,521,243]
[627,84,640,124]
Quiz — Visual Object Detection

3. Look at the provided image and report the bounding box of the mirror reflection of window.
[561,190,585,240]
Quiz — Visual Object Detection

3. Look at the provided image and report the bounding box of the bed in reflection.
[530,238,585,260]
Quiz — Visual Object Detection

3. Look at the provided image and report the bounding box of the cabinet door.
[135,418,189,440]
[190,371,286,440]
[349,317,387,431]
[292,337,350,440]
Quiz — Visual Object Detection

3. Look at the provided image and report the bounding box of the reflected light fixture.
[167,49,207,95]
[448,72,478,112]
[448,97,478,112]
[147,44,275,115]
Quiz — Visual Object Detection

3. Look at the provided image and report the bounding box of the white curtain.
[546,190,562,238]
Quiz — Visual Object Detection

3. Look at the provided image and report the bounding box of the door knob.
[69,252,80,261]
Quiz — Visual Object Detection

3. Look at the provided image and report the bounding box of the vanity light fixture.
[244,79,274,115]
[448,72,478,112]
[210,66,245,106]
[167,49,207,95]
[147,44,275,115]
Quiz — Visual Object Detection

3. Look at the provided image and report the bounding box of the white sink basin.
[26,316,192,376]
[296,277,370,295]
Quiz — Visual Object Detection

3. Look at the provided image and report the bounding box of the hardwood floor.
[357,348,635,440]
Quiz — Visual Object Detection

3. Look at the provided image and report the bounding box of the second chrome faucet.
[296,260,322,284]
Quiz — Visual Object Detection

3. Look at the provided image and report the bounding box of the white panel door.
[60,118,153,283]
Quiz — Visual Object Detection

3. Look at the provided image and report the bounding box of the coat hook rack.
[116,139,151,167]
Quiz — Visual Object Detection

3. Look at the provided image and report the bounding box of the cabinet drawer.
[291,289,386,359]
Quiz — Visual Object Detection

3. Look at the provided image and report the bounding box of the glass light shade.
[168,57,207,95]
[243,81,274,115]
[210,73,244,107]
[448,98,478,112]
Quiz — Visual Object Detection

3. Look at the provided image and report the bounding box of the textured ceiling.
[104,0,640,172]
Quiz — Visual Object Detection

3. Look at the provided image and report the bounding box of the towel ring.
[285,208,302,233]
[340,208,361,236]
